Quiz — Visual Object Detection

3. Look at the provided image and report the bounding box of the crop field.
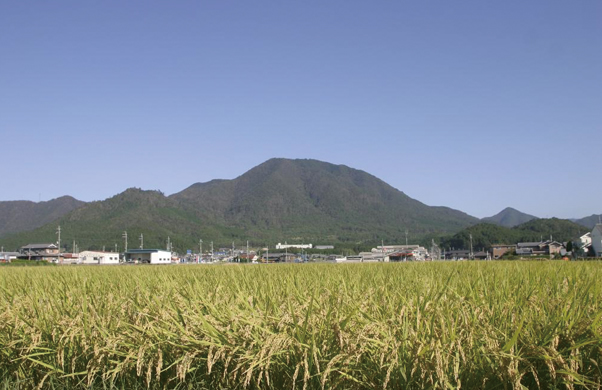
[1,262,602,389]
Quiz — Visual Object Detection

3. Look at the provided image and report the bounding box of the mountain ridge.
[0,158,478,251]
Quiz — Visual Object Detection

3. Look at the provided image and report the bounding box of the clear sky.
[1,1,600,219]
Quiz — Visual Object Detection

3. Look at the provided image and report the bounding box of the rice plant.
[0,262,601,389]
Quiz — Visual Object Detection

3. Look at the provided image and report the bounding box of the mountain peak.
[482,207,538,228]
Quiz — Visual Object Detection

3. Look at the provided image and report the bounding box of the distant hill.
[0,158,479,252]
[0,196,85,238]
[0,189,242,253]
[440,218,590,250]
[481,207,538,228]
[572,214,602,229]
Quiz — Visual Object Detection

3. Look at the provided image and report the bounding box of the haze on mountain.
[0,197,85,238]
[481,207,538,228]
[0,158,478,252]
[571,214,602,230]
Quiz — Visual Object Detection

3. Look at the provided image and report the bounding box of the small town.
[2,223,601,265]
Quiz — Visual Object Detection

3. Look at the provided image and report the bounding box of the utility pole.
[123,231,128,252]
[56,225,62,264]
[232,241,235,262]
[405,230,408,246]
[246,240,249,262]
[114,243,117,252]
[469,234,474,260]
[167,236,171,252]
[267,245,269,263]
[199,239,202,262]
[210,241,214,262]
[382,239,385,262]
[139,234,143,249]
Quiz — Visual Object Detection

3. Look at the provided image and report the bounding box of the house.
[125,249,171,264]
[592,224,602,257]
[315,245,334,250]
[19,243,60,261]
[389,246,429,261]
[78,251,120,265]
[263,253,297,262]
[515,241,563,257]
[492,244,515,259]
[443,249,471,260]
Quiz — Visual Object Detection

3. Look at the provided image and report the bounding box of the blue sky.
[1,1,600,219]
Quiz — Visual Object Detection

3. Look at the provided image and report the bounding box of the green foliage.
[440,218,590,250]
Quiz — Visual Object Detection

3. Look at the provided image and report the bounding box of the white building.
[78,251,120,265]
[275,242,312,250]
[374,245,420,254]
[592,225,602,257]
[575,232,592,247]
[125,249,171,264]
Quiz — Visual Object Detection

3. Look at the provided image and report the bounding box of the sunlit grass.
[0,262,601,389]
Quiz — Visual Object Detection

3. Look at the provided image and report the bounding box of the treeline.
[439,218,590,250]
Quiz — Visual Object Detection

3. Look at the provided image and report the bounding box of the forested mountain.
[439,218,590,250]
[0,159,479,251]
[170,158,479,241]
[0,189,243,253]
[0,196,85,238]
[572,214,602,229]
[481,207,538,228]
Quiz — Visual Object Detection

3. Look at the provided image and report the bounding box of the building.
[78,251,120,265]
[592,224,602,257]
[359,252,389,262]
[19,243,60,261]
[515,241,563,257]
[492,244,515,259]
[125,249,171,264]
[315,245,334,250]
[275,242,312,250]
[374,245,420,254]
[263,253,297,262]
[0,252,20,262]
[389,246,429,261]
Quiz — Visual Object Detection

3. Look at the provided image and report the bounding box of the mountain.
[572,214,602,229]
[170,158,479,241]
[481,207,538,228]
[0,196,85,238]
[0,158,479,251]
[440,218,590,250]
[0,188,242,253]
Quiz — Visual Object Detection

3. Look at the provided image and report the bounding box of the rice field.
[1,262,601,389]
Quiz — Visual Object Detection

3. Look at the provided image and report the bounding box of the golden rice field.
[1,262,602,389]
